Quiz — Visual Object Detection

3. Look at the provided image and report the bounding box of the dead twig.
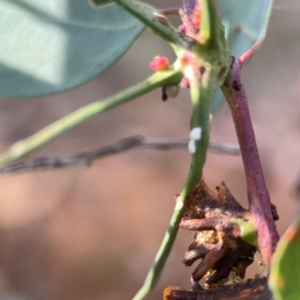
[0,136,240,175]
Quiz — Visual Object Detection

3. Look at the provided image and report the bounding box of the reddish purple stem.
[159,7,180,15]
[222,58,279,266]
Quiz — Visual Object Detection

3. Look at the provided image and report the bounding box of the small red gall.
[192,9,201,29]
[180,77,190,89]
[191,1,201,29]
[178,24,186,33]
[180,54,190,67]
[149,56,169,71]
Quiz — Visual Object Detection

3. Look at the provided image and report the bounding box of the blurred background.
[0,0,299,299]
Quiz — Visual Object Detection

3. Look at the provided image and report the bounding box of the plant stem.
[221,59,279,266]
[199,0,219,48]
[133,80,211,300]
[114,0,193,48]
[0,138,239,175]
[159,7,180,15]
[0,69,182,168]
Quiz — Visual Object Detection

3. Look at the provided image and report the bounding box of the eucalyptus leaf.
[0,0,144,98]
[269,216,300,300]
[210,0,273,114]
[220,0,273,58]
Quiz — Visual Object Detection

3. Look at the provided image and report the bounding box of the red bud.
[149,56,169,71]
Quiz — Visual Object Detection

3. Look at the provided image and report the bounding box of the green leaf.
[220,0,273,58]
[269,216,300,300]
[210,0,273,114]
[0,1,144,98]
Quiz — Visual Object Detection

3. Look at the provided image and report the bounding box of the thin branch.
[114,0,194,47]
[221,49,279,266]
[159,7,180,15]
[0,136,240,175]
[239,40,263,67]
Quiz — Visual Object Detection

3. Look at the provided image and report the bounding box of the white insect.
[188,139,196,154]
[190,127,202,140]
[175,201,183,210]
[188,127,202,154]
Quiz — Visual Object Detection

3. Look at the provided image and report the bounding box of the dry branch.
[0,136,239,175]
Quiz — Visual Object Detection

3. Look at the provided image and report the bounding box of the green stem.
[0,69,182,168]
[114,0,193,48]
[133,80,211,300]
[199,0,220,48]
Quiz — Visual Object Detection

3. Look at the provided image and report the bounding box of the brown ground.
[0,0,299,299]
